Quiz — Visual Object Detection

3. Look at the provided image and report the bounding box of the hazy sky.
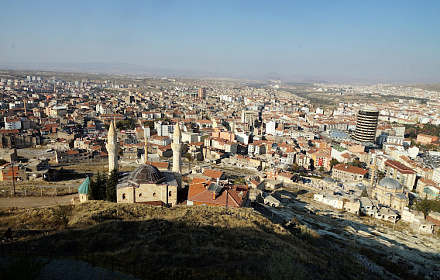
[1,0,439,83]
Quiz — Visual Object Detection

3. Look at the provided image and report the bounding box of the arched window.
[169,191,172,197]
[153,192,156,197]
[139,193,142,197]
[122,193,126,199]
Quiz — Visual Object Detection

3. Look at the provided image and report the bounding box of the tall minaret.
[106,120,118,173]
[139,119,149,164]
[144,139,148,164]
[171,122,182,174]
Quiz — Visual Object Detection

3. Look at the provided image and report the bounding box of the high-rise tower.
[198,88,206,99]
[352,107,379,143]
[172,122,182,174]
[106,120,118,173]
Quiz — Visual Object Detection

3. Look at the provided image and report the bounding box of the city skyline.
[1,0,440,83]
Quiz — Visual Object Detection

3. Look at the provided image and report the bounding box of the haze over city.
[1,1,440,279]
[1,0,440,83]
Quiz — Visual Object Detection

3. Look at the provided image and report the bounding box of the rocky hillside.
[0,201,425,279]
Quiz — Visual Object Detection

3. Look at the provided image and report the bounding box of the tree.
[329,159,339,169]
[88,177,96,200]
[89,172,107,200]
[377,171,385,181]
[414,197,440,216]
[0,159,8,166]
[184,153,193,162]
[143,120,155,130]
[106,169,119,202]
[234,177,246,185]
[347,159,362,168]
[52,205,73,229]
[116,119,136,130]
[290,164,300,173]
[361,188,368,197]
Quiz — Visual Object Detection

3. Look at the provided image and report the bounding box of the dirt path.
[0,194,77,208]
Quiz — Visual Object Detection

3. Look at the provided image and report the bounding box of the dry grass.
[0,201,376,279]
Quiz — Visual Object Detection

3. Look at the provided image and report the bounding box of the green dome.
[78,176,90,195]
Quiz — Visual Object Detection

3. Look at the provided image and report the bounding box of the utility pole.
[225,178,229,213]
[11,161,16,196]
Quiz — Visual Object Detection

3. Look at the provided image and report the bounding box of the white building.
[4,118,21,130]
[156,121,174,137]
[235,129,251,145]
[182,132,199,143]
[432,167,440,184]
[266,120,276,136]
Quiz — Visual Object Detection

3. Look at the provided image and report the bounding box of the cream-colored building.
[116,164,179,206]
[115,122,182,207]
[383,159,416,190]
[372,177,408,212]
[331,164,368,182]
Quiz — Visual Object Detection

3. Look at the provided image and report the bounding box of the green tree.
[184,153,193,162]
[347,159,362,168]
[234,177,246,185]
[329,159,339,169]
[143,120,155,130]
[377,171,385,181]
[88,177,96,200]
[361,188,368,197]
[290,164,300,172]
[106,169,119,202]
[414,197,440,216]
[89,172,107,200]
[116,119,136,130]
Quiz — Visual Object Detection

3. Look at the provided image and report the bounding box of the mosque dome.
[378,177,402,190]
[126,164,165,185]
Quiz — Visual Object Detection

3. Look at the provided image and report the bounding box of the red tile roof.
[146,161,170,170]
[202,169,223,179]
[333,164,368,175]
[188,180,249,208]
[385,160,416,174]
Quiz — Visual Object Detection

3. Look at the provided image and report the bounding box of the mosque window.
[153,192,156,197]
[122,193,126,199]
[169,191,172,197]
[139,193,142,197]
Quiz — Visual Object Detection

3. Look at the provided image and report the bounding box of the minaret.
[171,122,182,174]
[139,119,149,164]
[144,139,148,164]
[106,120,118,173]
[368,155,378,197]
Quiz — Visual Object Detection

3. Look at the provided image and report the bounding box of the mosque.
[108,121,183,207]
[372,177,408,212]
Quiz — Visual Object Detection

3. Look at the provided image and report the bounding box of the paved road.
[0,194,77,208]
